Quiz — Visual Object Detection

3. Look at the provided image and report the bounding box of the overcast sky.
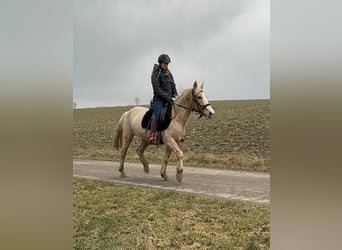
[74,0,269,108]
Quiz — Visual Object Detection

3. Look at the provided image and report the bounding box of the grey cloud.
[74,0,269,107]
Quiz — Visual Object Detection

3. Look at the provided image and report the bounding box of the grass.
[73,178,270,250]
[73,100,270,172]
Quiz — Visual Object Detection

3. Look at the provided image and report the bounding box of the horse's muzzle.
[203,107,215,119]
[207,105,215,118]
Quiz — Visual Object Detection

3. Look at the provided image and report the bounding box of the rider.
[149,54,178,144]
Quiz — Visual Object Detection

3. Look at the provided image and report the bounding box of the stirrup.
[149,133,157,144]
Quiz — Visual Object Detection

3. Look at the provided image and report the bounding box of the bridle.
[173,89,212,118]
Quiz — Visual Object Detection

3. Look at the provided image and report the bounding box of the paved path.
[73,159,270,205]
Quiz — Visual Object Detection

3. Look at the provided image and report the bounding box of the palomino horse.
[113,81,215,182]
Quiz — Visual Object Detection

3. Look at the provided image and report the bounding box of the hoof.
[144,166,149,174]
[176,170,183,182]
[120,172,127,178]
[161,174,169,181]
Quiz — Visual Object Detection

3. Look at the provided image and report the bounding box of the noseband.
[191,89,212,117]
[174,89,212,118]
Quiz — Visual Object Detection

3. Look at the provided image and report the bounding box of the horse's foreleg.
[136,140,149,173]
[160,146,172,181]
[119,135,133,177]
[166,139,184,182]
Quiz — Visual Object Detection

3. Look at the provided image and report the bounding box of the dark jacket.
[151,64,178,101]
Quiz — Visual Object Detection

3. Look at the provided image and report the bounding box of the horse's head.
[192,81,215,118]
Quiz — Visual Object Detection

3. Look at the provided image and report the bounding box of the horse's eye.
[197,96,202,99]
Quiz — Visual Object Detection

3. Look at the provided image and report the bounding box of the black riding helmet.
[158,54,171,64]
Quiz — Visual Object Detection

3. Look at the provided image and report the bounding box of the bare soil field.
[73,99,270,171]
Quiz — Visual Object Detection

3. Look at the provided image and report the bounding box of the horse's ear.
[201,82,204,89]
[193,81,198,90]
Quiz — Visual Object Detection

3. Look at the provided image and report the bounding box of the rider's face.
[160,62,169,70]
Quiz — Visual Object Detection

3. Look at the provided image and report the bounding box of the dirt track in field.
[73,159,269,205]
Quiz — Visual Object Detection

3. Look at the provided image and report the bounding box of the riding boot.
[149,116,158,144]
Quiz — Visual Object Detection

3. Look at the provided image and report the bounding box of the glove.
[163,96,172,104]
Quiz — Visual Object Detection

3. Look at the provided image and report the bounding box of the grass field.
[74,178,270,249]
[73,99,270,172]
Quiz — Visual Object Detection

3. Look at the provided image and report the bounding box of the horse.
[113,81,215,182]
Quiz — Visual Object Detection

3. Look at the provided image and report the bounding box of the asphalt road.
[73,159,270,206]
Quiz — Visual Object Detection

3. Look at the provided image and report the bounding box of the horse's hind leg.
[136,140,149,173]
[160,146,172,181]
[119,135,133,177]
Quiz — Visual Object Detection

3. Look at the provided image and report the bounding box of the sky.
[73,0,269,108]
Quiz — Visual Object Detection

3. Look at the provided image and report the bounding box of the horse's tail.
[113,112,126,150]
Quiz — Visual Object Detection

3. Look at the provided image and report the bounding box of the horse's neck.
[173,90,193,126]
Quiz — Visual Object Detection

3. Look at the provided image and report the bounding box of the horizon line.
[73,98,270,109]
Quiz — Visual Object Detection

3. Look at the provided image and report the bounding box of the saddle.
[141,102,172,132]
